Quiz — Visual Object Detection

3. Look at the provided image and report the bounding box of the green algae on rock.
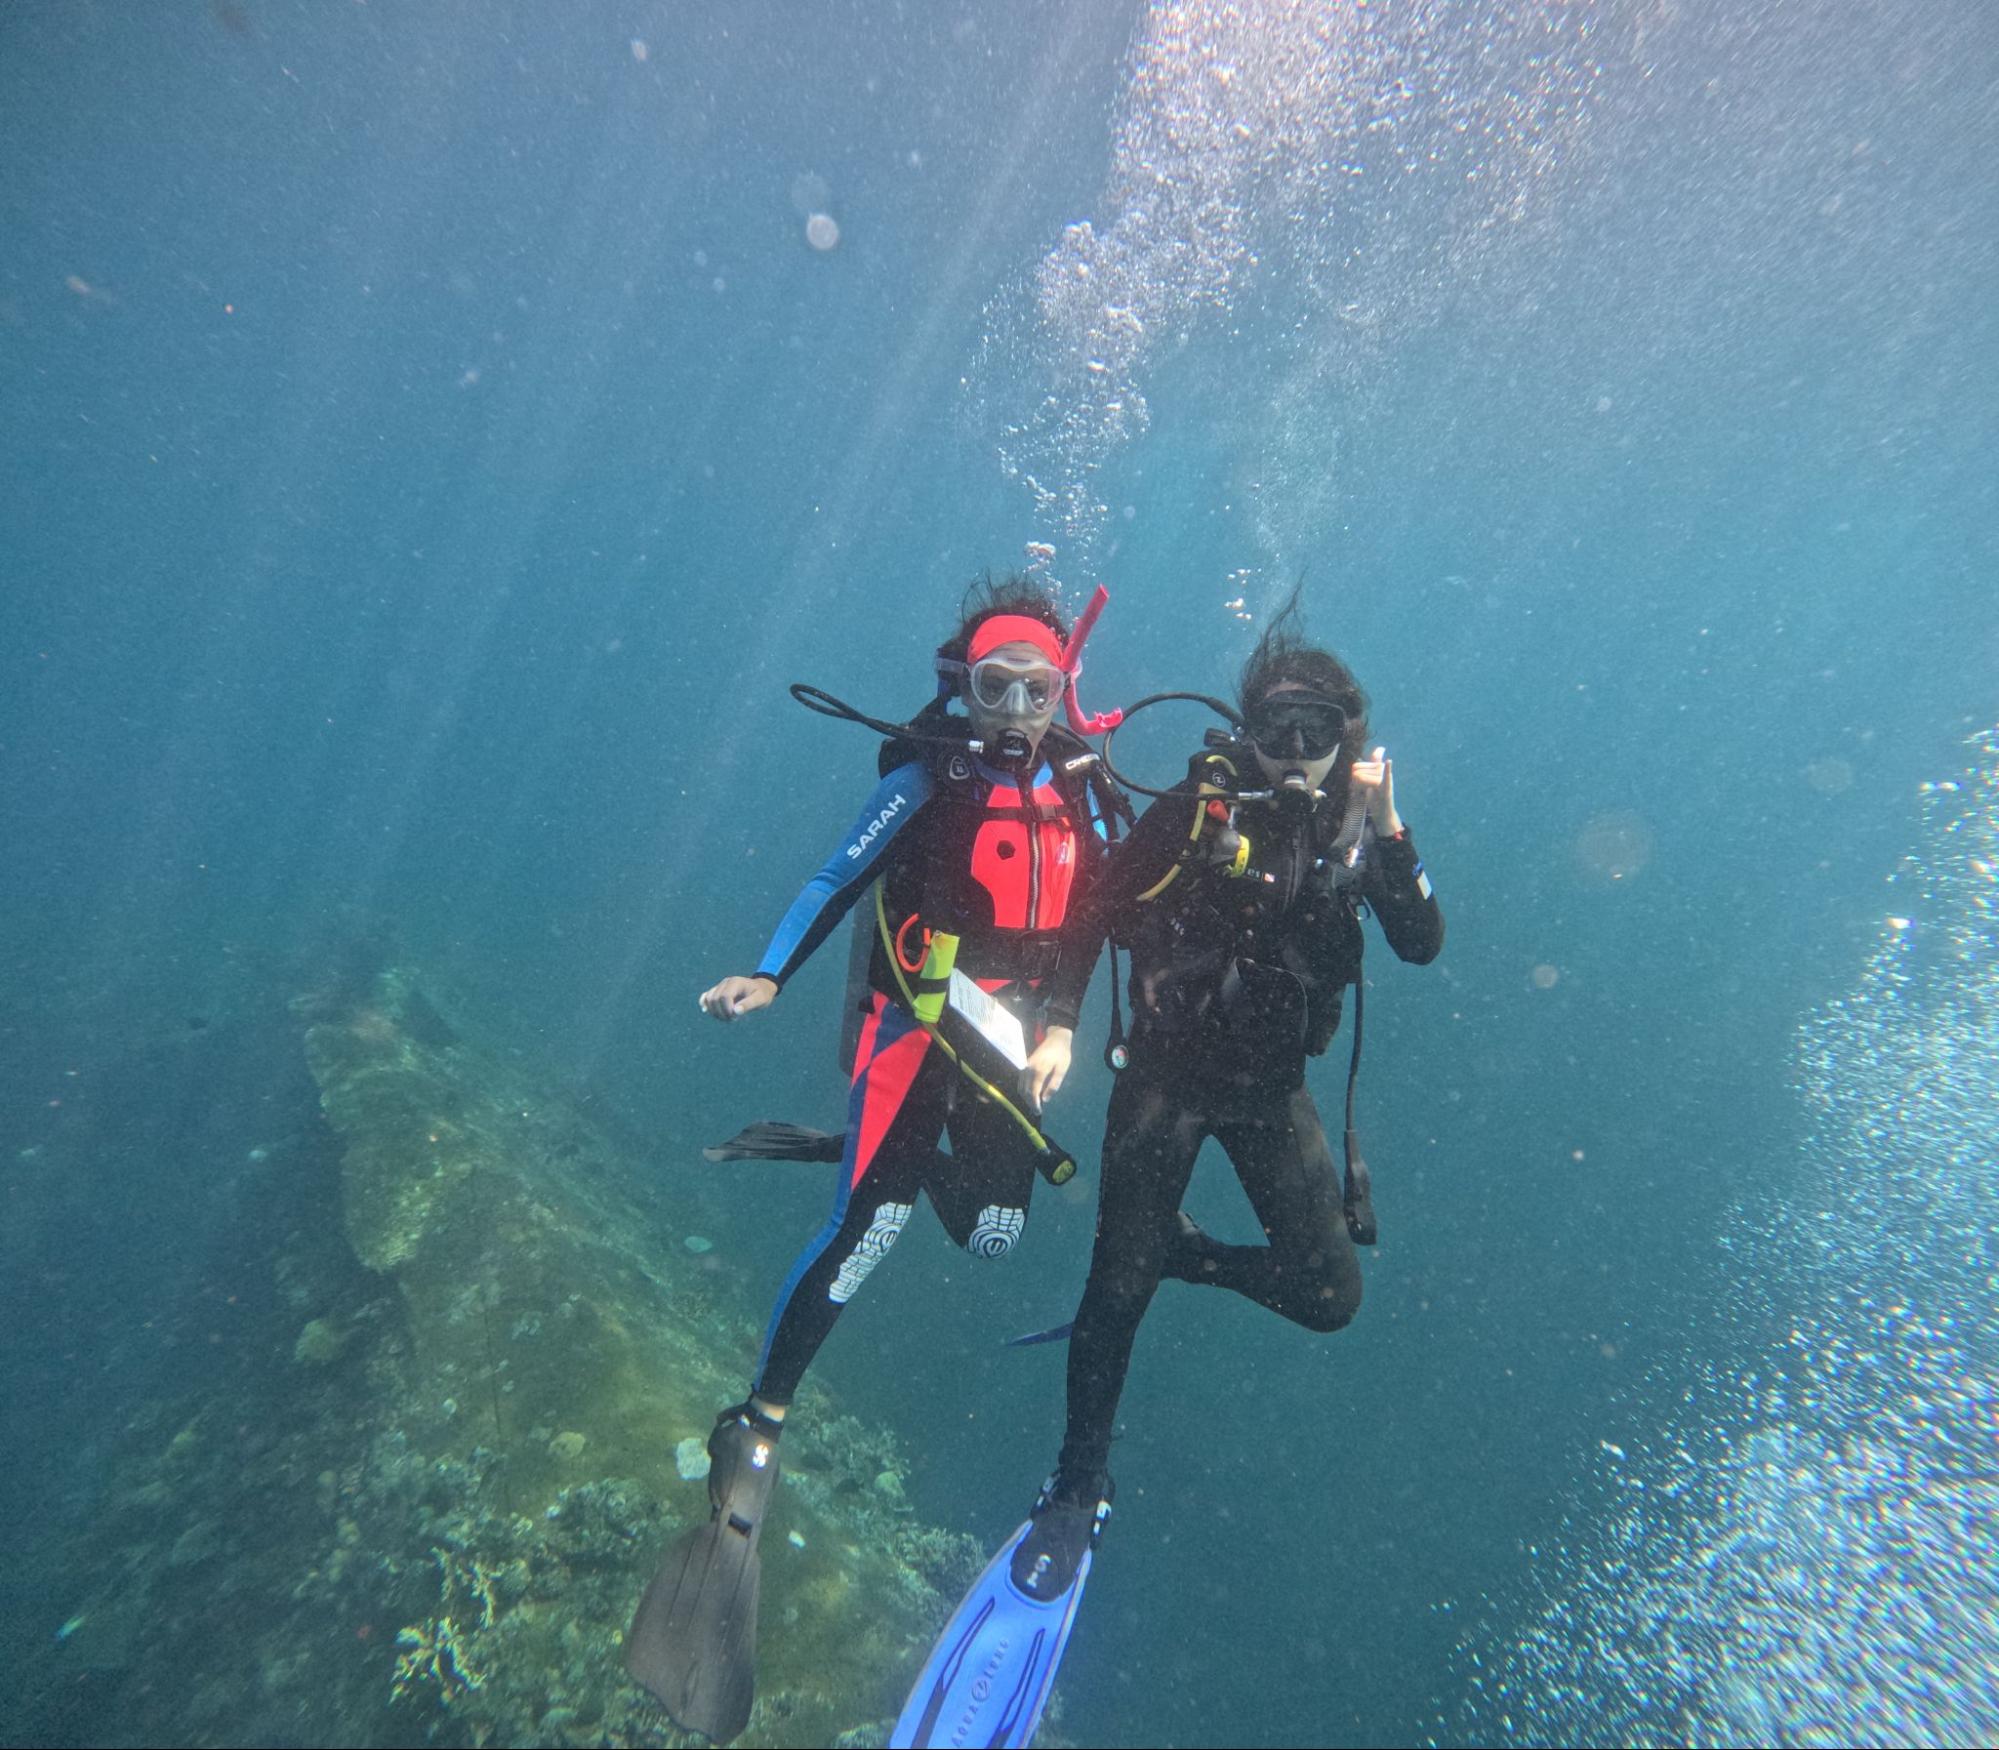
[298,966,983,1747]
[15,961,979,1750]
[292,1317,346,1365]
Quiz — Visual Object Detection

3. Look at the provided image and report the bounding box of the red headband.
[967,614,1066,666]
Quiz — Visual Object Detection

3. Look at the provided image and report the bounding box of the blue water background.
[3,2,1994,1744]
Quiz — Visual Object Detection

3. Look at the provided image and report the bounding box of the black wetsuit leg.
[1200,1083,1363,1332]
[923,1089,1039,1259]
[1057,1070,1363,1476]
[1058,1065,1209,1476]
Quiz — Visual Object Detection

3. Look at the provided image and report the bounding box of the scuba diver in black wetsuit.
[625,575,1125,1745]
[890,591,1445,1750]
[1022,589,1444,1585]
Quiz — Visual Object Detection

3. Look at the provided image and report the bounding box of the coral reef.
[9,963,979,1747]
[293,1317,346,1365]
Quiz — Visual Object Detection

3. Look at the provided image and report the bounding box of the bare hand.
[1022,1027,1074,1112]
[1351,745,1403,836]
[700,975,777,1021]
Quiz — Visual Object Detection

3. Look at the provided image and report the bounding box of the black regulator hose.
[789,683,981,751]
[796,680,1280,803]
[1097,691,1248,799]
[1341,977,1376,1245]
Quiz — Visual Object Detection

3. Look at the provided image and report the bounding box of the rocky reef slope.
[11,963,976,1748]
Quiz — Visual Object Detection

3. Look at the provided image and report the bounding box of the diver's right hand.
[700,975,777,1021]
[1022,1027,1074,1112]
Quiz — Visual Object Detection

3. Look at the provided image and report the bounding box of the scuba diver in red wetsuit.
[626,575,1126,1744]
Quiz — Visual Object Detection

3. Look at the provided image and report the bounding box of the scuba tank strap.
[1039,731,1132,838]
[970,800,1073,824]
[1063,748,1135,838]
[1092,767,1137,836]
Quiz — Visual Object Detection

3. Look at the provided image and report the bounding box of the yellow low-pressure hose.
[874,886,1076,1185]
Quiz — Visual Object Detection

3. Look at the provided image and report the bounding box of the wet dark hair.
[1236,582,1369,758]
[937,571,1070,663]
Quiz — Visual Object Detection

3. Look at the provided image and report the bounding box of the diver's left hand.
[1351,745,1403,836]
[1022,1027,1073,1113]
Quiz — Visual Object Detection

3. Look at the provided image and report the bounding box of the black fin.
[626,1416,781,1743]
[701,1122,843,1164]
[1005,1319,1076,1349]
[626,1519,761,1741]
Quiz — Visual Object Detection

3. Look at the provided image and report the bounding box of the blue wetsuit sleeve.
[754,762,936,988]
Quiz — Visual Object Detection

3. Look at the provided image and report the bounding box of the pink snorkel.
[1060,585,1124,735]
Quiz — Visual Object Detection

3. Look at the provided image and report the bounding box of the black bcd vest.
[1124,749,1368,1066]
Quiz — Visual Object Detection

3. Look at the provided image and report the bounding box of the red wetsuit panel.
[968,777,1080,932]
[848,992,933,1186]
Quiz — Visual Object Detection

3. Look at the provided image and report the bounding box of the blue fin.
[1004,1320,1075,1349]
[892,1520,1091,1749]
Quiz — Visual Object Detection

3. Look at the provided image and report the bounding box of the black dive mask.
[1246,694,1349,762]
